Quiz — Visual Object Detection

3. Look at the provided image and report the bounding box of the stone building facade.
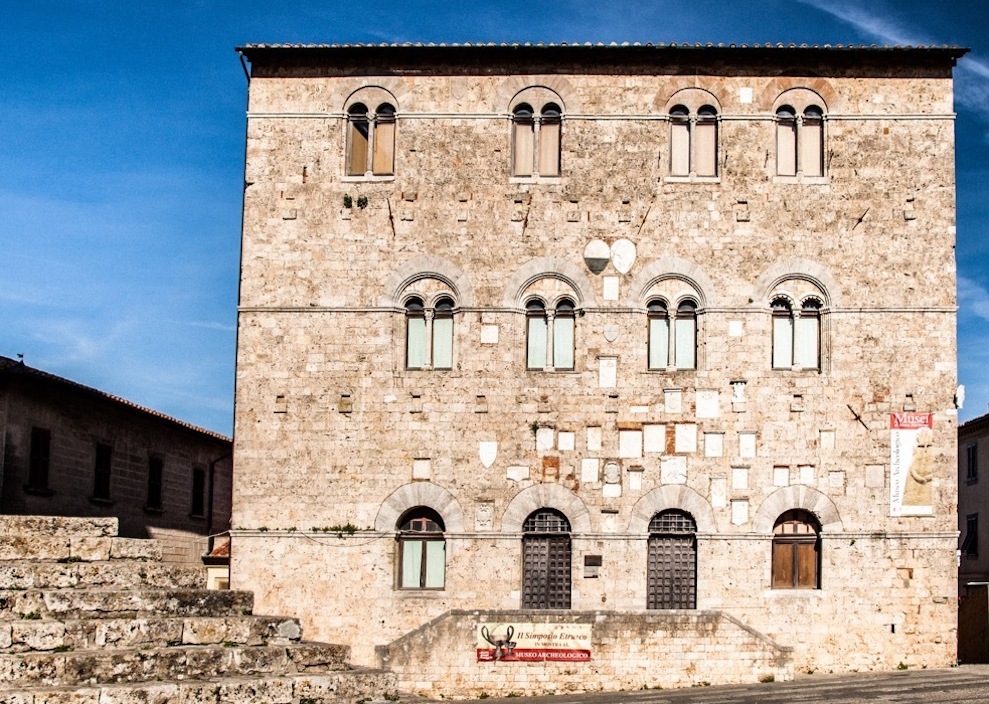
[959,412,989,589]
[0,356,232,564]
[231,43,966,693]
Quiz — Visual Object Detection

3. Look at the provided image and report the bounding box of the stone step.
[0,642,352,686]
[0,560,205,591]
[0,614,303,653]
[0,536,161,563]
[0,669,403,704]
[0,589,253,621]
[0,516,118,539]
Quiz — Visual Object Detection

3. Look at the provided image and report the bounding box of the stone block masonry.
[232,43,967,693]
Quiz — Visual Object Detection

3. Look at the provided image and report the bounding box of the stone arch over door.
[628,485,717,533]
[501,484,591,533]
[752,485,843,534]
[374,482,466,533]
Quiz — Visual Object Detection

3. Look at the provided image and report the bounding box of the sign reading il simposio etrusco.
[476,622,592,662]
[889,412,934,517]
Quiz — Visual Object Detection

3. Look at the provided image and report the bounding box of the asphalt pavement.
[443,665,989,703]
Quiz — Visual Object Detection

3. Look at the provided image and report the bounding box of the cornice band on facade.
[238,305,957,315]
[245,111,956,122]
[230,529,958,540]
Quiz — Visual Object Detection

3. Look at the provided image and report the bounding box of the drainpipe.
[206,451,232,540]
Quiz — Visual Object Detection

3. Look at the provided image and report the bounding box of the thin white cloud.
[183,320,237,333]
[959,275,989,323]
[797,0,989,127]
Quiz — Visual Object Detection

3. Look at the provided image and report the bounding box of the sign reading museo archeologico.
[889,412,934,517]
[476,622,592,662]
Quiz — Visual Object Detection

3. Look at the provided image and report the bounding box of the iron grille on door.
[522,509,571,609]
[647,510,697,609]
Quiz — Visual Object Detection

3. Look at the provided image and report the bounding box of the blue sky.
[1,1,987,435]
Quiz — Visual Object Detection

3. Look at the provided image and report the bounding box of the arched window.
[522,509,571,609]
[526,298,578,371]
[403,292,457,371]
[771,296,821,370]
[553,299,575,370]
[647,300,670,370]
[775,91,826,178]
[775,106,797,176]
[372,103,396,176]
[526,299,548,370]
[795,299,821,370]
[539,104,562,176]
[647,298,698,370]
[669,104,718,178]
[347,102,396,176]
[347,103,370,176]
[512,100,563,178]
[397,507,445,590]
[772,509,821,589]
[800,106,824,177]
[432,297,454,370]
[405,297,426,369]
[674,300,697,369]
[647,510,697,609]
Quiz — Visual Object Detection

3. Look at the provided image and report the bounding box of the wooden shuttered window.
[537,105,561,177]
[694,107,718,177]
[371,104,396,176]
[776,107,797,176]
[512,105,535,177]
[800,106,824,177]
[772,510,821,589]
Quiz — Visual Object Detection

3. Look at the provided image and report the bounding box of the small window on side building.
[28,427,51,491]
[191,464,206,518]
[966,443,978,483]
[93,443,112,501]
[962,514,979,557]
[146,454,164,511]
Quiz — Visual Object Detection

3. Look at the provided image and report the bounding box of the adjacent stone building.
[231,43,966,694]
[959,411,989,588]
[0,356,232,564]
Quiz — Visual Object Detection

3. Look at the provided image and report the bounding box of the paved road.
[444,666,989,703]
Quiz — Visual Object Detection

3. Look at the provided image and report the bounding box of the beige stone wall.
[233,48,960,680]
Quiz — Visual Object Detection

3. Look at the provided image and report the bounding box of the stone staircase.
[0,516,403,703]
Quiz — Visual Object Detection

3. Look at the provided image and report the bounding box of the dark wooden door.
[522,535,571,609]
[647,510,697,609]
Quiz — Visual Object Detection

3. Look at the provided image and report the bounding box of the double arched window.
[512,102,562,177]
[669,104,718,177]
[397,507,445,590]
[347,102,396,176]
[771,296,822,370]
[647,298,698,370]
[774,89,826,178]
[771,509,821,589]
[526,298,576,371]
[405,295,455,370]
